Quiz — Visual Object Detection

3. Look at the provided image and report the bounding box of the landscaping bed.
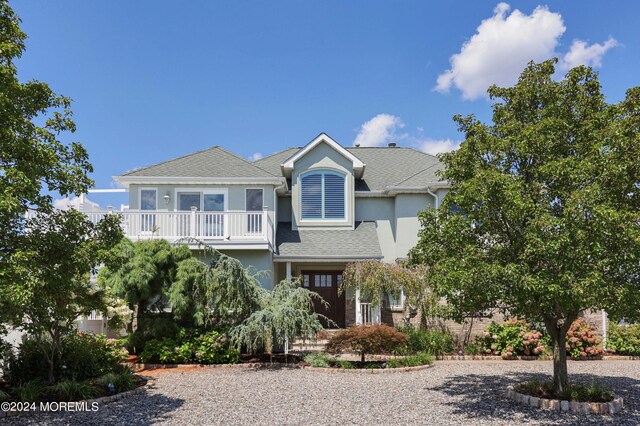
[506,381,624,414]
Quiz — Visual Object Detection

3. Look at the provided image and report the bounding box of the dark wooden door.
[302,271,345,328]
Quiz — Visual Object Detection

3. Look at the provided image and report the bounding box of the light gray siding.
[394,193,434,259]
[355,197,396,262]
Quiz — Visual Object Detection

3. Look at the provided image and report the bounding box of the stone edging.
[132,362,269,371]
[0,382,150,419]
[437,355,639,361]
[506,385,623,414]
[133,362,434,374]
[300,363,435,374]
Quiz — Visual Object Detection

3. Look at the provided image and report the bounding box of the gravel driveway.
[3,360,640,425]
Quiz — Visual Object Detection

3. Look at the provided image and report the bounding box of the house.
[104,133,449,328]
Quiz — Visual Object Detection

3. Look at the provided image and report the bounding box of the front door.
[302,271,345,328]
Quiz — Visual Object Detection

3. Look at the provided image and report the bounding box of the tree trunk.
[551,330,568,394]
[545,315,576,394]
[360,352,365,364]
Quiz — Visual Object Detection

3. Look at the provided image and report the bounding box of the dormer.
[282,133,365,230]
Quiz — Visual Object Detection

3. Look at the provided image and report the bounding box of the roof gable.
[280,133,365,178]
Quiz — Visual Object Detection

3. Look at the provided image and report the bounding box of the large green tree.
[8,209,123,382]
[0,2,93,326]
[409,60,640,393]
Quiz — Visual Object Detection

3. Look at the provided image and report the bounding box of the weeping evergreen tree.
[170,243,329,354]
[98,239,193,335]
[229,279,332,354]
[169,244,264,327]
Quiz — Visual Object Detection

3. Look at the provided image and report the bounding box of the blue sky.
[12,1,638,208]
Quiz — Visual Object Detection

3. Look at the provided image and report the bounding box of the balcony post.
[355,288,362,325]
[262,207,268,240]
[286,261,292,284]
[190,206,197,237]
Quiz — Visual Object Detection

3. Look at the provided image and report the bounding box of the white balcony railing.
[81,210,274,246]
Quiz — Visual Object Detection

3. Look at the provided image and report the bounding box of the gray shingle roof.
[253,146,444,191]
[122,146,277,178]
[275,221,383,259]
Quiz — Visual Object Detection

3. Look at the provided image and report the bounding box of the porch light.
[164,191,171,205]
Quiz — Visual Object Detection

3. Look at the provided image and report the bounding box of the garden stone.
[549,400,560,411]
[560,400,569,411]
[529,397,540,408]
[540,399,550,409]
[570,401,581,412]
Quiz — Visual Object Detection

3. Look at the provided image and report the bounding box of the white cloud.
[53,196,101,211]
[248,152,263,161]
[435,3,617,100]
[436,3,565,100]
[354,114,460,155]
[415,139,461,156]
[560,37,618,70]
[353,113,404,147]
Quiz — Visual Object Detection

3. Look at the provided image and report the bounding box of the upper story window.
[140,189,157,210]
[300,170,345,220]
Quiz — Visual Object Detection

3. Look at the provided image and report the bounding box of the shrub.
[388,352,433,368]
[399,327,454,356]
[607,323,640,356]
[464,343,482,355]
[303,352,333,367]
[0,389,9,402]
[94,368,136,394]
[478,319,544,358]
[6,333,128,385]
[337,360,355,369]
[325,324,408,363]
[566,318,604,358]
[48,380,99,401]
[139,328,239,365]
[13,380,46,402]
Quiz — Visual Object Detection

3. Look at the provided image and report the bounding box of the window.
[245,189,263,211]
[140,189,157,210]
[245,189,263,233]
[300,170,345,220]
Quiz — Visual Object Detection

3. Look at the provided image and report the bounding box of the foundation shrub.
[139,328,239,364]
[478,319,544,358]
[606,323,640,356]
[398,327,454,356]
[565,318,604,358]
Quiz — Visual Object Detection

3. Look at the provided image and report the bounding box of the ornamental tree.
[409,60,640,393]
[340,260,437,328]
[8,209,123,383]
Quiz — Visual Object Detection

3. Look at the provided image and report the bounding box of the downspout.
[426,188,439,210]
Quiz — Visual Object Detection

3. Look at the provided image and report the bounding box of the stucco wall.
[355,197,396,262]
[394,193,434,259]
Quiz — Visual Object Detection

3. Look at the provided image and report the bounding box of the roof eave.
[114,175,287,188]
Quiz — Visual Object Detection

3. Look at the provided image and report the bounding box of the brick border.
[437,355,640,361]
[300,363,435,374]
[0,381,151,419]
[506,386,624,414]
[132,361,434,374]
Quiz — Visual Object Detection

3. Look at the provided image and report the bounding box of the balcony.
[83,209,274,249]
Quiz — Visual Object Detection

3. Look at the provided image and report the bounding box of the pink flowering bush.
[565,318,604,358]
[478,318,544,359]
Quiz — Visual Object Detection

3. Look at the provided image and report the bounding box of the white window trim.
[174,188,229,212]
[244,188,264,211]
[299,169,348,223]
[138,187,158,210]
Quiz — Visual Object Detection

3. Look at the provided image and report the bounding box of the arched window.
[300,170,346,220]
